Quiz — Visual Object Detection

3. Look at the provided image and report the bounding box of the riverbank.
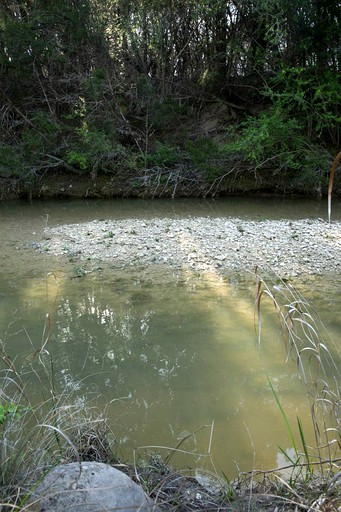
[40,216,341,279]
[2,165,341,201]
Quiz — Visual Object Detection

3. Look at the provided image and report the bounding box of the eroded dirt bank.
[2,167,340,201]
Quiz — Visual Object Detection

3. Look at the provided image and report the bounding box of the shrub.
[66,127,129,173]
[0,146,23,176]
[66,150,89,170]
[228,107,330,192]
[265,67,341,147]
[231,109,305,169]
[145,142,179,167]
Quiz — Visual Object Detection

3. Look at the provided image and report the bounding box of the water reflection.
[2,266,338,476]
[0,198,340,477]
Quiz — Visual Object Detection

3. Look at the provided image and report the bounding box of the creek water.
[0,197,340,478]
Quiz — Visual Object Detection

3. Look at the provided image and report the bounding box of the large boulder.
[27,461,160,512]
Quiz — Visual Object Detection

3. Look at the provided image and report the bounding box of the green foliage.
[232,109,305,169]
[66,151,89,171]
[85,68,106,100]
[0,0,339,193]
[268,378,298,455]
[229,106,329,191]
[33,112,61,135]
[222,67,340,189]
[67,127,128,173]
[136,75,155,102]
[145,142,179,167]
[265,68,341,146]
[149,99,188,131]
[0,146,23,176]
[185,138,232,180]
[0,16,50,75]
[268,374,313,481]
[144,138,235,182]
[22,130,45,161]
[0,403,28,426]
[185,139,219,165]
[21,112,59,160]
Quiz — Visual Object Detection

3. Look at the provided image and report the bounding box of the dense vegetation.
[0,0,340,197]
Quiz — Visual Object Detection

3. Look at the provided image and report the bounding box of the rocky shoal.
[39,217,341,279]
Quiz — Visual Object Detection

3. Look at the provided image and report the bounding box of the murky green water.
[0,197,340,477]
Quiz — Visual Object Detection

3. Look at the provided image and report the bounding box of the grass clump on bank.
[0,338,119,509]
[1,272,341,511]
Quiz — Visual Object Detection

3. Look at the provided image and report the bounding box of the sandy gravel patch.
[39,217,341,279]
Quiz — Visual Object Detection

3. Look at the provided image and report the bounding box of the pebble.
[40,217,341,279]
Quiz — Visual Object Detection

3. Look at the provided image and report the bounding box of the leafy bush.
[66,127,129,173]
[144,137,234,179]
[66,150,89,170]
[20,112,61,170]
[85,68,106,100]
[185,138,219,165]
[228,107,329,192]
[145,142,179,167]
[185,138,234,180]
[231,109,305,169]
[0,146,23,176]
[149,99,188,131]
[265,67,341,147]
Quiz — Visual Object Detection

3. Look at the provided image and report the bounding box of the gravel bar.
[42,217,341,278]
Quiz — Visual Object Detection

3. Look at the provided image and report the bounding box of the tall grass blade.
[254,279,263,350]
[268,377,298,455]
[256,271,341,484]
[37,424,80,464]
[277,445,298,466]
[297,417,311,474]
[328,150,341,224]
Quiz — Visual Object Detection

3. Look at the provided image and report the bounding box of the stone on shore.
[27,461,160,512]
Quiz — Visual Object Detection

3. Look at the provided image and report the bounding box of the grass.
[1,271,341,510]
[0,337,119,510]
[253,269,341,495]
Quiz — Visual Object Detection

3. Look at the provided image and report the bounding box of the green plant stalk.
[277,445,298,466]
[297,416,312,474]
[268,377,298,456]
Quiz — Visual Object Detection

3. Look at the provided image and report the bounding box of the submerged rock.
[27,461,160,512]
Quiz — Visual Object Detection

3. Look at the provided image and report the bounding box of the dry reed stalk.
[328,150,341,224]
[254,270,341,482]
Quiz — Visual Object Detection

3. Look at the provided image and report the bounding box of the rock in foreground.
[27,462,160,512]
